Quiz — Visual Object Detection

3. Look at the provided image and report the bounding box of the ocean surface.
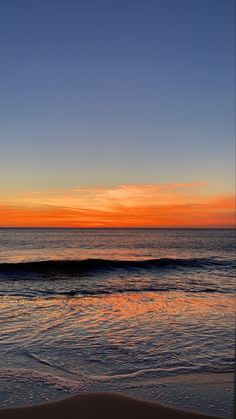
[0,228,235,414]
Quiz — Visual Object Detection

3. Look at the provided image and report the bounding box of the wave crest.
[0,257,233,275]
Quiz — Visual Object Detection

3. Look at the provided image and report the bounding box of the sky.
[0,0,235,227]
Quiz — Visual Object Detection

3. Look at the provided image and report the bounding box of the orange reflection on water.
[66,291,234,321]
[1,292,234,352]
[1,291,234,320]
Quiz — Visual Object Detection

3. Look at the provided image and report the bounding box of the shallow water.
[0,229,235,414]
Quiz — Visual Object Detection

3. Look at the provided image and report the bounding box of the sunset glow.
[1,1,234,230]
[1,183,235,228]
[0,2,235,416]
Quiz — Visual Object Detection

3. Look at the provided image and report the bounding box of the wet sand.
[0,372,233,418]
[0,391,226,419]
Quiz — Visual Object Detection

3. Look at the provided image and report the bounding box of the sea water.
[0,228,235,414]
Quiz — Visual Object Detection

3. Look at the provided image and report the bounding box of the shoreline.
[0,391,228,419]
[0,372,233,418]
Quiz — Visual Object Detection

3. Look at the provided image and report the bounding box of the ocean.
[0,228,235,415]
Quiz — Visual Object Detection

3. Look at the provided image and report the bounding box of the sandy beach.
[0,390,228,419]
[0,372,233,418]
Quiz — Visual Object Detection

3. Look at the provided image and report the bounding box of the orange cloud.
[0,184,235,227]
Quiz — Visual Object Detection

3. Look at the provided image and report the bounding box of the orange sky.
[0,183,235,228]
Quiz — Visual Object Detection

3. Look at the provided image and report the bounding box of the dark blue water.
[0,229,235,413]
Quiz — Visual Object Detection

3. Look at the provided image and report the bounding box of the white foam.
[0,367,82,391]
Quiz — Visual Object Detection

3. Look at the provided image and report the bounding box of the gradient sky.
[0,0,235,227]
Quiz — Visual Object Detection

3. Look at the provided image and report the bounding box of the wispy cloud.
[0,184,234,227]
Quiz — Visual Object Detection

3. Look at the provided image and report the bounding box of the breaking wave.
[0,257,233,275]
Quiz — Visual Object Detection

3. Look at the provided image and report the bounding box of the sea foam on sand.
[0,369,233,418]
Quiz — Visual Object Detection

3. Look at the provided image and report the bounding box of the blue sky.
[0,0,234,194]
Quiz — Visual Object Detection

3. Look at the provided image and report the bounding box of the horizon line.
[0,226,235,230]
